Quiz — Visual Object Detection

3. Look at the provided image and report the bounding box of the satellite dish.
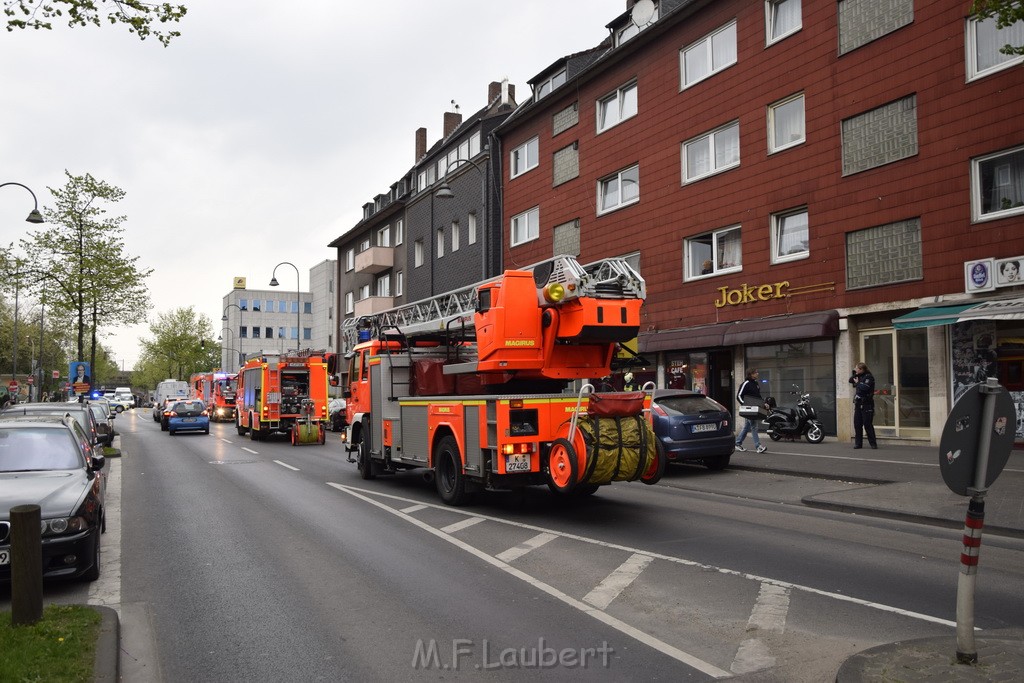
[631,0,655,26]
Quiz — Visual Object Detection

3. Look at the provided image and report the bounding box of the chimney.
[489,81,501,103]
[443,111,462,138]
[415,127,427,162]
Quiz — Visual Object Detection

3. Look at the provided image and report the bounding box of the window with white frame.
[536,68,566,100]
[345,248,354,272]
[511,206,540,247]
[395,219,404,245]
[768,93,805,153]
[451,221,460,252]
[681,20,737,89]
[597,81,638,133]
[358,238,370,252]
[682,121,740,182]
[375,273,390,297]
[436,228,445,257]
[771,208,809,262]
[358,283,370,300]
[766,0,801,44]
[414,239,424,267]
[972,145,1024,221]
[967,13,1024,80]
[469,131,481,157]
[395,270,404,296]
[684,226,743,279]
[377,225,390,247]
[468,213,477,244]
[511,137,539,178]
[598,164,640,214]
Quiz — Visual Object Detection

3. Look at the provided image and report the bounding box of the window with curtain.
[511,206,540,246]
[683,121,739,182]
[768,94,805,153]
[684,226,742,279]
[973,145,1024,220]
[681,20,737,88]
[967,14,1024,80]
[772,208,809,262]
[597,81,638,132]
[767,0,801,44]
[598,164,640,214]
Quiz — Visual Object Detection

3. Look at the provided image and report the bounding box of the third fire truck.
[342,255,664,505]
[190,371,238,422]
[235,351,329,444]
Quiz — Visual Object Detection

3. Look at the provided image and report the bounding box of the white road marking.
[241,447,259,455]
[440,516,485,534]
[583,553,653,610]
[496,532,558,563]
[401,504,429,514]
[335,484,960,629]
[328,483,732,679]
[221,438,233,444]
[731,583,791,675]
[273,460,299,471]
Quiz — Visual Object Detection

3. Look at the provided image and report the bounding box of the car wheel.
[82,533,100,582]
[169,429,175,435]
[704,454,731,471]
[805,423,825,444]
[434,435,467,505]
[115,405,124,413]
[236,417,246,436]
[546,437,578,494]
[161,418,168,432]
[204,428,210,435]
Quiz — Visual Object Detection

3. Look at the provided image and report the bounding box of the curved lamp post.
[433,157,487,280]
[270,262,301,352]
[221,304,243,371]
[0,182,45,224]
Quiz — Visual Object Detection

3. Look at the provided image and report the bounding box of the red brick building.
[493,0,1024,444]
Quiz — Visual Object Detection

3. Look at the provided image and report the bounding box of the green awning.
[891,303,978,329]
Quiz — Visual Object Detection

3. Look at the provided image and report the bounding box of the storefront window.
[666,353,708,393]
[746,340,836,434]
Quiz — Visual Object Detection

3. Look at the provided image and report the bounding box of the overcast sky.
[0,0,625,370]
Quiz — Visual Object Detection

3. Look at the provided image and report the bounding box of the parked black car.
[0,414,106,582]
[650,390,735,470]
[1,401,103,447]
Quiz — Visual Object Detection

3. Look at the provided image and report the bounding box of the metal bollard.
[10,504,43,626]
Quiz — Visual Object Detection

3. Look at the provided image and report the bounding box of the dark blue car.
[650,390,735,470]
[167,399,210,435]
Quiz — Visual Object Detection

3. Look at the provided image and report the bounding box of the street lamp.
[434,157,488,280]
[0,181,45,224]
[269,262,301,353]
[218,327,237,372]
[222,303,243,371]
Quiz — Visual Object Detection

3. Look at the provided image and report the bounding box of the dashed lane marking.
[731,583,791,675]
[495,532,558,563]
[583,553,654,610]
[440,516,485,534]
[273,460,299,471]
[328,482,732,679]
[241,447,258,455]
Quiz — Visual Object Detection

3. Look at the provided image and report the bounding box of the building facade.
[492,0,1024,445]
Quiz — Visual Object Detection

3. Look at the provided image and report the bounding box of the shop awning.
[639,311,838,352]
[891,303,980,329]
[956,296,1024,321]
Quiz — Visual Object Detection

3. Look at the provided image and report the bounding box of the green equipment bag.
[576,414,657,485]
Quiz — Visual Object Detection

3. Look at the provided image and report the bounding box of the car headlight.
[41,516,89,536]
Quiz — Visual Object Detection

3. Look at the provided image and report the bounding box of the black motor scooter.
[764,388,825,443]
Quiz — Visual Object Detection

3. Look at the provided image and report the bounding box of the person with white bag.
[735,368,767,453]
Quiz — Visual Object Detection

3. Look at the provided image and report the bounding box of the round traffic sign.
[6,380,17,392]
[26,377,34,385]
[939,383,1016,496]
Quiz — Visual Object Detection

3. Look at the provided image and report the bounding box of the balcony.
[354,295,395,317]
[355,246,393,274]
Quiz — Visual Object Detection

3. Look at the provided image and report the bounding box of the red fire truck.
[342,255,664,505]
[235,352,329,444]
[189,371,238,422]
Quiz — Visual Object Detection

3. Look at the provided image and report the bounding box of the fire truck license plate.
[505,454,531,472]
[0,548,10,566]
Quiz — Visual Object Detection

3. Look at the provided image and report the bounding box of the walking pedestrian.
[735,368,767,453]
[849,362,878,449]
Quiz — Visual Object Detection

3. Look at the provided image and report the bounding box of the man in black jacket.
[849,362,877,449]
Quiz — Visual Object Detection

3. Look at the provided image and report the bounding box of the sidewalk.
[728,436,1024,681]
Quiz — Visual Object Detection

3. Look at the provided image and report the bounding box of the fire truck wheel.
[291,427,297,446]
[640,440,667,485]
[249,414,261,441]
[236,420,246,436]
[546,438,579,494]
[357,437,376,480]
[434,435,467,505]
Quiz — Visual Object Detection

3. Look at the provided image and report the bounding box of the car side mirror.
[91,454,106,471]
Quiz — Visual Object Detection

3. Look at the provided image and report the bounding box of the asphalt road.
[4,411,1023,682]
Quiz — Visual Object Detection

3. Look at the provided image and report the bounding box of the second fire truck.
[189,371,238,422]
[235,351,329,444]
[342,255,664,505]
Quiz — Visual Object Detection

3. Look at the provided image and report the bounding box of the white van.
[152,379,190,422]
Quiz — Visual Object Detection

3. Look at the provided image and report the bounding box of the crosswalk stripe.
[496,532,558,563]
[583,553,654,610]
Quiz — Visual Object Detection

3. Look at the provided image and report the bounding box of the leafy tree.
[972,0,1024,56]
[134,307,216,388]
[4,0,187,46]
[16,171,152,375]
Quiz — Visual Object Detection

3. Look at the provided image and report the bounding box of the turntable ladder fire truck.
[236,351,329,445]
[341,255,663,505]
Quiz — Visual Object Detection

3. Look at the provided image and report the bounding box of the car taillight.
[651,404,668,417]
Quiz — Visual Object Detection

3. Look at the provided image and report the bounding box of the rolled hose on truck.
[577,415,663,485]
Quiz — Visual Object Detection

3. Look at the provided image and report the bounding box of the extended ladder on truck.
[340,255,645,355]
